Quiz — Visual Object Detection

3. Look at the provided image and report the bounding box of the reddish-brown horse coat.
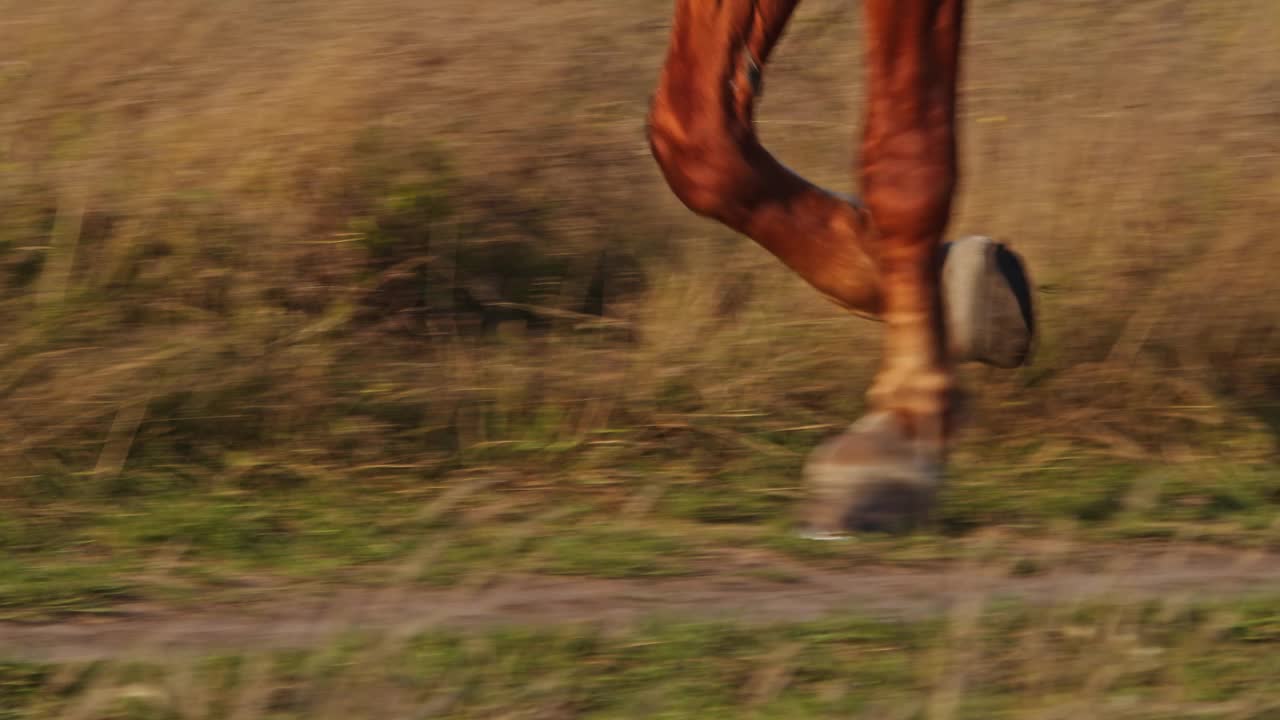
[647,0,963,441]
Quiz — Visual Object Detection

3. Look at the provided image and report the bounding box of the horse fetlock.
[866,364,960,441]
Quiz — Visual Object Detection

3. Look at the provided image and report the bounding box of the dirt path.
[3,544,1279,662]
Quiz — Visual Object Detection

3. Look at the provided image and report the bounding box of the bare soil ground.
[4,543,1278,662]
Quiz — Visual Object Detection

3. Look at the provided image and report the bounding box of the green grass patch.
[1,449,1277,618]
[534,526,694,579]
[0,559,135,620]
[4,598,1280,719]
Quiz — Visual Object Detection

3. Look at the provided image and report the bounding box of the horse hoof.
[800,412,942,535]
[941,235,1036,369]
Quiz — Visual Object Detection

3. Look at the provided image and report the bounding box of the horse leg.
[647,0,885,316]
[649,0,1031,534]
[803,0,967,535]
[861,0,966,428]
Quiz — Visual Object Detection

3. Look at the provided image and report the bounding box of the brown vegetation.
[3,0,1277,484]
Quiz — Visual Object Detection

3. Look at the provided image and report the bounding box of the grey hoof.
[941,236,1035,369]
[801,412,942,536]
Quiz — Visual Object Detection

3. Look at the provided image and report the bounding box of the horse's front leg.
[646,0,885,316]
[802,0,967,535]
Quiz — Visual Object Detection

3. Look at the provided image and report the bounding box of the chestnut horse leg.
[648,0,969,533]
[646,0,883,317]
[858,0,964,443]
[802,0,967,535]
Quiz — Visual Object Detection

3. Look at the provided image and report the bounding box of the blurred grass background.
[1,0,1279,714]
[4,597,1280,719]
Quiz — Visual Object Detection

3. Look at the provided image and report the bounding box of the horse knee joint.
[646,113,742,220]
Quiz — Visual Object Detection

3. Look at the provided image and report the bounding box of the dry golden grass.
[3,0,1277,459]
